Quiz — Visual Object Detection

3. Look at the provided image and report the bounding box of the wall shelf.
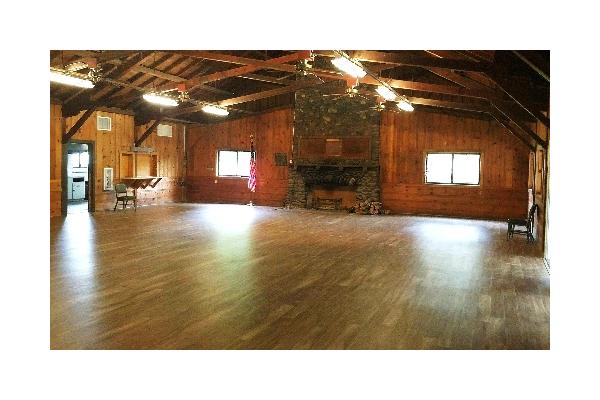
[119,152,159,181]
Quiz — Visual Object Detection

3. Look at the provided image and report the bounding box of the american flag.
[248,136,257,193]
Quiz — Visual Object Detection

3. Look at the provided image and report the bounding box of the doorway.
[62,140,95,215]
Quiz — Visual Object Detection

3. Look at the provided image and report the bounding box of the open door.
[62,140,95,215]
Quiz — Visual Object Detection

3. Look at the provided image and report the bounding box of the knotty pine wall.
[186,108,293,206]
[50,106,184,215]
[50,103,62,217]
[380,110,531,220]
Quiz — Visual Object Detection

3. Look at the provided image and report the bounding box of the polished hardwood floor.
[50,203,549,349]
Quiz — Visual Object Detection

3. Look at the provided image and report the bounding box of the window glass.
[217,150,252,177]
[218,151,238,176]
[79,151,89,167]
[68,153,80,169]
[426,153,453,183]
[425,152,480,185]
[237,151,251,177]
[452,154,480,184]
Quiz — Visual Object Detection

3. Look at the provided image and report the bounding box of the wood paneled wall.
[533,117,549,253]
[380,110,530,220]
[186,108,293,206]
[49,108,184,215]
[50,104,63,217]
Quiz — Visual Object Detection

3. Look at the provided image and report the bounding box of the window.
[217,150,252,177]
[68,151,89,169]
[425,153,480,185]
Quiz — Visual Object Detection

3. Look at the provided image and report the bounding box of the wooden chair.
[113,183,136,211]
[507,203,537,242]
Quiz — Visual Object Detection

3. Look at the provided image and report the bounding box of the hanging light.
[201,104,229,116]
[50,70,94,88]
[397,99,414,112]
[143,93,178,107]
[331,57,366,78]
[375,85,397,101]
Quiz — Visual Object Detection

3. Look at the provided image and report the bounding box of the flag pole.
[247,133,256,206]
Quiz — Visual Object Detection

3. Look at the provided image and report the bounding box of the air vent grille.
[97,116,112,131]
[157,124,173,137]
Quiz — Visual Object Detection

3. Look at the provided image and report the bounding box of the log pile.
[348,200,391,215]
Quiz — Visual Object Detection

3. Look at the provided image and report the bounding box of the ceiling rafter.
[156,51,311,91]
[488,108,536,150]
[316,50,493,72]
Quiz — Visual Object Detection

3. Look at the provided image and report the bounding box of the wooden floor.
[50,203,549,349]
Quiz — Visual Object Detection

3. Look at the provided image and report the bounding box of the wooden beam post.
[135,119,162,147]
[62,107,97,143]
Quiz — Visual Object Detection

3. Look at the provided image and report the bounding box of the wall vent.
[97,116,112,131]
[157,124,173,137]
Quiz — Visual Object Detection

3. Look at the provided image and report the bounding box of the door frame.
[61,139,95,215]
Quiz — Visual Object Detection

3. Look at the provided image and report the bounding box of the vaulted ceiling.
[50,50,549,149]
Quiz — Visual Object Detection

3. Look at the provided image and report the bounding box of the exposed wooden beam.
[512,51,550,82]
[239,74,295,85]
[405,97,488,113]
[135,119,163,147]
[60,50,137,64]
[90,52,155,102]
[157,51,311,91]
[425,68,492,90]
[62,107,97,143]
[487,70,550,128]
[217,80,317,107]
[171,79,320,116]
[488,108,536,150]
[132,65,186,82]
[490,102,547,148]
[317,50,492,72]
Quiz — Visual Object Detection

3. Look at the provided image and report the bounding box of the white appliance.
[72,177,85,200]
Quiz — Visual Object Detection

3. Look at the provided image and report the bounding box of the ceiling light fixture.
[50,70,95,88]
[201,104,229,116]
[397,99,414,112]
[375,85,397,101]
[143,93,178,107]
[331,56,366,78]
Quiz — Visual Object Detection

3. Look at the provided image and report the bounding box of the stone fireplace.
[287,81,381,209]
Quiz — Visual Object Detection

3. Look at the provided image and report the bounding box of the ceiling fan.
[294,52,324,83]
[321,77,372,101]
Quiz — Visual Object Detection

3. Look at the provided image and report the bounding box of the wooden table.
[121,176,163,190]
[120,177,163,207]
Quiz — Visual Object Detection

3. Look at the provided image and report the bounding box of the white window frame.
[425,152,481,186]
[217,149,253,178]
